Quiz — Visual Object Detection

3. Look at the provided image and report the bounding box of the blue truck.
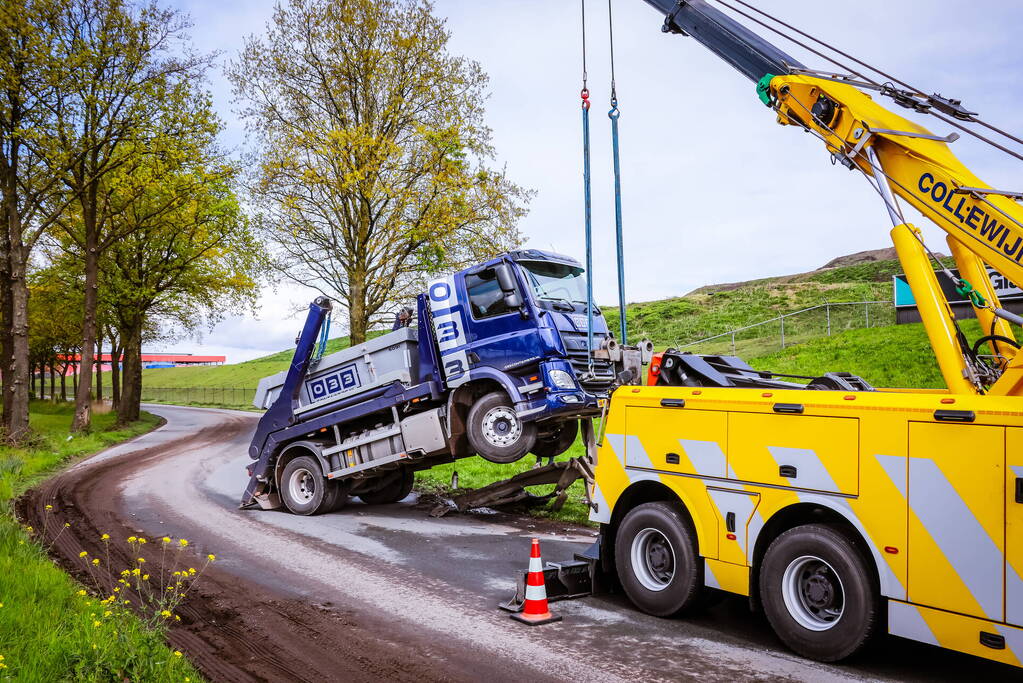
[242,249,650,515]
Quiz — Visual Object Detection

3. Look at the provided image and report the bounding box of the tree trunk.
[60,362,67,402]
[72,193,99,432]
[50,358,55,401]
[72,354,78,395]
[117,325,142,425]
[348,272,368,344]
[95,334,102,402]
[110,343,121,409]
[4,215,30,440]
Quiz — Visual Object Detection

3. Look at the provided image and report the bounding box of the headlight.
[548,369,577,390]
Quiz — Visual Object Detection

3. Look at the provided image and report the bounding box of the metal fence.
[141,386,256,408]
[675,301,895,357]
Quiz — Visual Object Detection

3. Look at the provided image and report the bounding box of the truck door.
[907,422,1004,622]
[460,267,539,375]
[1007,428,1023,626]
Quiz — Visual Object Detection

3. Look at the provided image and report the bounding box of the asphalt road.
[21,405,1023,682]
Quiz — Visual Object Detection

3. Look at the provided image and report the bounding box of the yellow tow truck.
[591,0,1023,667]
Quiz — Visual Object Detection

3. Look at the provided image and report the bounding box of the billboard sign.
[894,266,1023,308]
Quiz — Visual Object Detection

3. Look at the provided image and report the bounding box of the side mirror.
[494,262,523,309]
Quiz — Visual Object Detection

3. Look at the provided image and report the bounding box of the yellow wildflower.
[45,504,53,510]
[63,523,70,528]
[160,610,171,618]
[173,651,182,658]
[103,610,111,617]
[188,568,196,575]
[207,554,216,562]
[127,536,136,543]
[131,568,140,576]
[92,620,100,627]
[25,526,32,532]
[174,615,181,621]
[137,557,145,563]
[101,533,109,541]
[138,538,147,545]
[162,536,171,544]
[179,539,188,547]
[142,574,149,581]
[77,590,86,597]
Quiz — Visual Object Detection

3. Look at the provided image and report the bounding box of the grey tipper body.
[253,327,420,412]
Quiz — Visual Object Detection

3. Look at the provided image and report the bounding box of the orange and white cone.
[510,538,563,625]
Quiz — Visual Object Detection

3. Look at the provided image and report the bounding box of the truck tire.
[359,467,414,505]
[467,391,537,464]
[531,420,578,459]
[615,501,703,617]
[758,524,879,662]
[280,455,336,516]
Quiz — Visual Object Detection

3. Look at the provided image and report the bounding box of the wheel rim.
[481,406,521,447]
[631,528,676,592]
[287,467,316,504]
[781,555,845,631]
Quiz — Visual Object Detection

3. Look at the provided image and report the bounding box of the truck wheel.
[467,391,537,464]
[615,502,703,617]
[280,455,335,516]
[531,420,578,459]
[759,524,879,662]
[359,468,414,505]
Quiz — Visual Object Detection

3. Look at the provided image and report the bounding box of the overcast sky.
[150,0,1023,363]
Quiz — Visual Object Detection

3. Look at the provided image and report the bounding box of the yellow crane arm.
[764,74,1023,395]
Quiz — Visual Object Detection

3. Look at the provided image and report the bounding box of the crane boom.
[641,0,1023,395]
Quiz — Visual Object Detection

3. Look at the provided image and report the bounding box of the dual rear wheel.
[615,503,878,662]
[279,455,414,515]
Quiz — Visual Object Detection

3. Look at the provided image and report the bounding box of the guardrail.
[141,386,256,408]
[675,301,894,356]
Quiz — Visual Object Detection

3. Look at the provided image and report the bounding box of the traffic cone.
[510,538,563,625]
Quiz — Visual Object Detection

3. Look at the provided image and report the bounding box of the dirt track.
[15,405,1019,682]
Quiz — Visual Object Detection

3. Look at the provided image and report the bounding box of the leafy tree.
[0,0,75,440]
[97,141,260,424]
[41,0,214,431]
[229,0,529,343]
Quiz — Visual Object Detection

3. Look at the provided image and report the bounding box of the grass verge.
[0,402,203,682]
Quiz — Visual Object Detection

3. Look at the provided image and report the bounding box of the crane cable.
[607,0,627,345]
[707,0,1023,163]
[580,0,596,373]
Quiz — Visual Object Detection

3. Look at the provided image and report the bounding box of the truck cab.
[424,248,616,462]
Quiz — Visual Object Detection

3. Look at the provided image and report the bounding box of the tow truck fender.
[274,440,331,486]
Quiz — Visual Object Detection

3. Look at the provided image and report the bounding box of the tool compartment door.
[726,413,858,495]
[1007,428,1023,626]
[624,406,727,477]
[908,422,1004,622]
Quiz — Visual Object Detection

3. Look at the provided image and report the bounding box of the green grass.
[0,402,203,682]
[749,319,983,389]
[602,259,898,351]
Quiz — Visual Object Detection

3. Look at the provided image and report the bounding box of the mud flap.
[499,539,606,612]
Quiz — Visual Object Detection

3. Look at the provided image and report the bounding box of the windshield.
[519,260,588,304]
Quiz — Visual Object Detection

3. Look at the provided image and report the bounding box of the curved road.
[18,405,1019,682]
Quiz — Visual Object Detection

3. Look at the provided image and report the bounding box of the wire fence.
[675,301,895,358]
[141,386,256,409]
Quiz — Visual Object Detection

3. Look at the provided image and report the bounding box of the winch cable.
[580,0,596,374]
[607,0,627,345]
[707,0,1023,162]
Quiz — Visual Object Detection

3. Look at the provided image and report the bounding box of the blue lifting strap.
[607,0,627,345]
[580,0,595,368]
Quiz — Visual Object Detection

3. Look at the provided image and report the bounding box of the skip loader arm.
[642,0,1023,395]
[241,296,332,507]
